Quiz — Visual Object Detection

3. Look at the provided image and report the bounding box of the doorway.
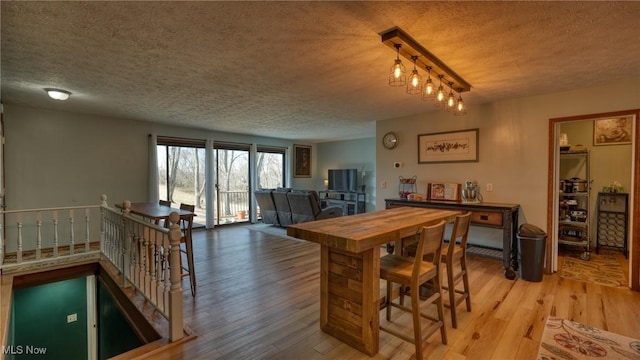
[547,109,639,291]
[213,145,250,226]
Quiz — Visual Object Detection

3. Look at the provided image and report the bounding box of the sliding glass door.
[213,145,250,225]
[157,137,287,227]
[157,143,206,226]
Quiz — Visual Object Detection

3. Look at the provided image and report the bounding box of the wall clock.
[382,131,399,149]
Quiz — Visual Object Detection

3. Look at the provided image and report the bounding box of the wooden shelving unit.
[558,150,591,260]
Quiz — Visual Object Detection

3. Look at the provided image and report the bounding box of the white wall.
[4,104,306,209]
[376,79,639,248]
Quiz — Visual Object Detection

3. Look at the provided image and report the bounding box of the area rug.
[560,252,627,288]
[537,317,640,360]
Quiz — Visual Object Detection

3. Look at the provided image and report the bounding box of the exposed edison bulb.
[389,58,406,87]
[425,79,434,95]
[422,77,435,101]
[436,86,445,102]
[410,72,420,87]
[447,91,455,108]
[406,56,422,95]
[393,60,403,79]
[407,70,422,94]
[455,95,466,115]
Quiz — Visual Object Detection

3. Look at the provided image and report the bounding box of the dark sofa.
[255,188,343,227]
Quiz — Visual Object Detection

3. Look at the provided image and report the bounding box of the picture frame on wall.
[593,117,633,146]
[418,128,479,163]
[293,144,312,178]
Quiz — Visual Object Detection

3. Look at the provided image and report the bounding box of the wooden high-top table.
[117,202,197,296]
[287,207,460,356]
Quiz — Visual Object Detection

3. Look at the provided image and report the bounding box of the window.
[256,146,285,189]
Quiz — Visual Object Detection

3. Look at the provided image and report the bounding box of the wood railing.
[0,203,102,270]
[218,190,250,217]
[1,195,184,342]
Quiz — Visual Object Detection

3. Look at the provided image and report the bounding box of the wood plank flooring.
[151,224,640,360]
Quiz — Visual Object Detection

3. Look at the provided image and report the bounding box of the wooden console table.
[385,198,520,280]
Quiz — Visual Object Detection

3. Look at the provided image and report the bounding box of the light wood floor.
[151,224,640,360]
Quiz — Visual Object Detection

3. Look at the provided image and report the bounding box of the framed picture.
[427,183,461,202]
[418,128,479,163]
[293,144,312,178]
[593,117,633,146]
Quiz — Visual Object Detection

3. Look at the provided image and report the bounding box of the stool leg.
[446,258,457,329]
[185,237,196,297]
[435,276,447,345]
[411,282,424,360]
[461,255,471,311]
[386,279,393,321]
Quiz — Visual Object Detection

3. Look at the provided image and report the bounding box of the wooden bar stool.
[404,212,472,328]
[380,221,447,360]
[179,203,196,297]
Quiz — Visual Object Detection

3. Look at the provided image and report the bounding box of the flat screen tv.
[328,169,358,192]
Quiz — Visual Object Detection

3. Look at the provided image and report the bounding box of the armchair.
[255,189,279,226]
[287,190,343,224]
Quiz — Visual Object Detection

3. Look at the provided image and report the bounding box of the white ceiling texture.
[2,1,639,142]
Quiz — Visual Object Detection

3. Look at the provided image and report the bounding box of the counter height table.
[287,207,460,356]
[119,202,196,222]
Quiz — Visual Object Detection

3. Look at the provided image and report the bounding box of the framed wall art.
[293,144,312,178]
[593,117,633,146]
[418,128,479,163]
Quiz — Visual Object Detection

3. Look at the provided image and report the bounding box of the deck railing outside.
[0,195,184,342]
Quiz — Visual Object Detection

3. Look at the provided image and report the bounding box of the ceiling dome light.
[44,88,72,101]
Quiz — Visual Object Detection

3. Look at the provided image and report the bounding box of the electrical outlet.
[381,181,387,189]
[486,183,493,192]
[67,313,77,323]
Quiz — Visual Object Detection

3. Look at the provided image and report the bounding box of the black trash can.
[517,223,547,282]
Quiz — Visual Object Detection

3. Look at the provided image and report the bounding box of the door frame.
[547,109,640,291]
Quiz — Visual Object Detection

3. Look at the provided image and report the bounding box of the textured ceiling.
[2,1,639,142]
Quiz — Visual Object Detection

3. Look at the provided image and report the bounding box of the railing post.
[123,200,132,287]
[0,220,3,266]
[85,208,91,252]
[16,213,23,264]
[36,214,42,260]
[52,211,59,258]
[168,212,184,341]
[100,196,106,255]
[69,209,75,255]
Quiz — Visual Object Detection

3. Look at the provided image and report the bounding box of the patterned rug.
[537,317,640,360]
[560,252,627,288]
